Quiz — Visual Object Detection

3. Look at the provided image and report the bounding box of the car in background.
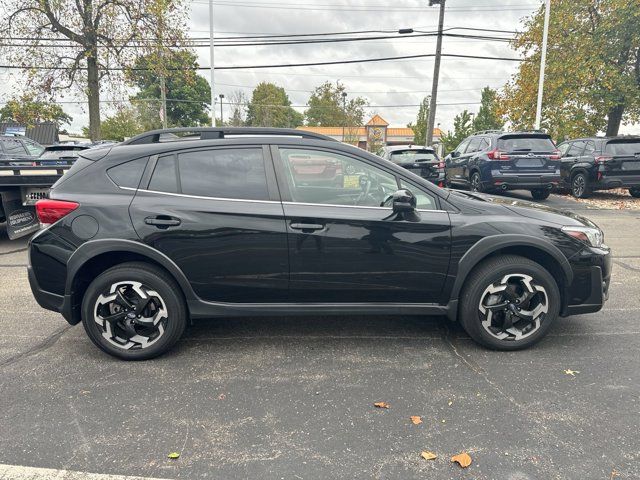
[38,144,90,166]
[0,135,45,165]
[556,136,640,198]
[444,130,561,201]
[380,145,446,186]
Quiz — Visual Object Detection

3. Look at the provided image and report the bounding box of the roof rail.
[471,129,503,135]
[122,127,337,145]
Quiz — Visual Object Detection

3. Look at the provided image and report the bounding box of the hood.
[448,190,598,228]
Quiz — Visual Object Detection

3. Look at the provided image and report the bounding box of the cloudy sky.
[0,0,571,133]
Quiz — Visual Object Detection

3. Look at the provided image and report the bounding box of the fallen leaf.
[448,401,453,406]
[564,369,580,376]
[421,451,437,460]
[374,401,390,409]
[441,419,446,423]
[410,416,422,425]
[217,393,226,400]
[167,452,180,459]
[451,452,472,468]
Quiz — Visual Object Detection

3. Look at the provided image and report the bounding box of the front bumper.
[561,245,611,316]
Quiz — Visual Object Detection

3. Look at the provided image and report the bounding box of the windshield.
[389,150,437,163]
[605,140,640,156]
[497,136,555,152]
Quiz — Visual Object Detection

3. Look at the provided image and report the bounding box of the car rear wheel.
[470,172,484,192]
[629,187,640,198]
[81,262,187,360]
[458,255,560,350]
[530,189,551,201]
[571,172,591,198]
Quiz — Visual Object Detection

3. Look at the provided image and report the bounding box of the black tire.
[470,171,484,192]
[571,172,591,198]
[81,262,187,360]
[629,187,640,198]
[458,255,560,351]
[530,189,551,201]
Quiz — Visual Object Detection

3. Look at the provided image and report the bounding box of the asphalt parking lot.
[0,192,638,480]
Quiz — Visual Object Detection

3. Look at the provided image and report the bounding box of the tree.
[501,0,640,139]
[440,110,474,153]
[0,94,72,127]
[128,50,210,129]
[0,0,188,140]
[305,81,367,127]
[473,87,503,132]
[245,82,303,128]
[408,96,430,146]
[228,90,248,127]
[97,107,143,141]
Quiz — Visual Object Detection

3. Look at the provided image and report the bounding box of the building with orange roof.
[297,114,442,153]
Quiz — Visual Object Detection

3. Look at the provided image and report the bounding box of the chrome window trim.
[120,186,449,213]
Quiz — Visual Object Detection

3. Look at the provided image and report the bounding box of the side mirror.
[451,151,460,158]
[391,189,417,214]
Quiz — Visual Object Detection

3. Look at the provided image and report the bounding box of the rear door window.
[149,155,179,193]
[465,137,482,153]
[178,148,269,200]
[605,140,640,156]
[567,141,586,157]
[497,136,556,153]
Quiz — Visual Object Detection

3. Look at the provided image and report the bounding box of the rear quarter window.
[107,157,148,188]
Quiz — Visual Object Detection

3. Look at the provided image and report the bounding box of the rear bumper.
[487,172,560,191]
[595,174,640,189]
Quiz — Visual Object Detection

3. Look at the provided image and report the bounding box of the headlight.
[561,226,604,247]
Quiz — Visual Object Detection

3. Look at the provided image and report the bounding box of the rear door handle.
[145,216,181,228]
[290,223,324,232]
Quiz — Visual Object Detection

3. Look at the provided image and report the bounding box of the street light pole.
[208,0,216,127]
[341,91,348,143]
[425,0,445,147]
[534,0,551,130]
[219,93,225,125]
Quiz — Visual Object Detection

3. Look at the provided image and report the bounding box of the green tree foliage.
[128,50,210,129]
[245,82,303,128]
[440,110,474,154]
[473,87,503,132]
[0,94,72,127]
[305,81,367,127]
[97,108,143,141]
[501,0,640,140]
[408,97,430,146]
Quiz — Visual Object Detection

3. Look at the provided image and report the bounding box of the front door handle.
[290,223,324,232]
[145,216,181,228]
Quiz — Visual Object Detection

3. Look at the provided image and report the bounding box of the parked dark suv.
[28,128,611,360]
[380,145,446,187]
[444,131,561,200]
[556,136,640,198]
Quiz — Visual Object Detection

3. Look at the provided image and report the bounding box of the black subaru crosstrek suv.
[556,136,640,198]
[379,145,446,187]
[28,128,611,360]
[444,130,561,200]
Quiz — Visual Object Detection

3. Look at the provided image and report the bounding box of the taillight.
[487,148,510,160]
[549,150,561,160]
[595,155,613,164]
[35,199,79,225]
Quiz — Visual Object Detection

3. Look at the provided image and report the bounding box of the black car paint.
[28,135,611,328]
[557,137,640,192]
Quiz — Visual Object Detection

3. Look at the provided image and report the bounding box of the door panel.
[129,146,289,303]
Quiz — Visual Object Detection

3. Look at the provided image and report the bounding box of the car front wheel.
[458,255,560,350]
[81,262,187,360]
[530,189,551,200]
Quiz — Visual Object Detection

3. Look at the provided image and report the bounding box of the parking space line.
[0,464,173,480]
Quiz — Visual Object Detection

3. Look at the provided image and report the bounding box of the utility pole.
[219,93,225,125]
[425,0,445,147]
[208,0,216,127]
[534,0,551,130]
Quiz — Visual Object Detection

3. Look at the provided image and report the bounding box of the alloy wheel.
[471,173,481,192]
[572,175,586,197]
[477,273,548,341]
[93,281,168,350]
